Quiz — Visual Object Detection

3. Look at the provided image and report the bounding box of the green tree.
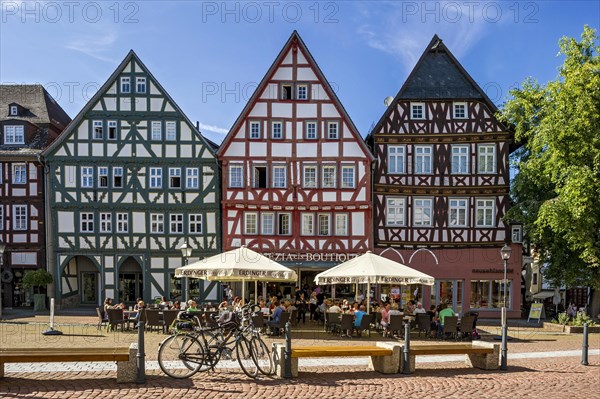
[500,26,600,288]
[22,269,53,294]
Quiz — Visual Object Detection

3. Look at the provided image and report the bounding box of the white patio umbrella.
[314,251,435,313]
[175,246,297,302]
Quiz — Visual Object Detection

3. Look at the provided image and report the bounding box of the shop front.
[2,251,40,308]
[376,244,522,318]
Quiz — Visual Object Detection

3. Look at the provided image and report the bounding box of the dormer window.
[10,105,18,116]
[4,125,24,144]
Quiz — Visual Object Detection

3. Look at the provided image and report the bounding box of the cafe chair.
[457,315,475,340]
[161,310,180,334]
[339,314,354,338]
[416,313,432,338]
[441,316,459,340]
[387,314,403,339]
[145,309,163,333]
[106,308,127,332]
[96,307,107,330]
[354,313,375,337]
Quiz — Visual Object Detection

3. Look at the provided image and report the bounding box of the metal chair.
[269,312,290,336]
[416,313,431,338]
[145,309,163,333]
[325,312,341,333]
[96,307,107,330]
[441,316,459,340]
[354,313,374,337]
[458,315,475,340]
[339,314,354,338]
[106,308,127,332]
[387,313,403,338]
[161,310,180,333]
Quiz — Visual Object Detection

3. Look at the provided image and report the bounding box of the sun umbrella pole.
[254,280,258,303]
[242,281,246,305]
[367,281,371,314]
[355,283,358,303]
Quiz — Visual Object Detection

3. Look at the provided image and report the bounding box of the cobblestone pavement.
[1,356,599,399]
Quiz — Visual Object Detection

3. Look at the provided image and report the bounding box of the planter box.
[543,322,600,334]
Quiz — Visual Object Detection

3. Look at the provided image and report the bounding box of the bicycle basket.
[217,311,239,330]
[175,321,195,331]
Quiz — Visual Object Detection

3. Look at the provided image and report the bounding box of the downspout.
[38,153,57,306]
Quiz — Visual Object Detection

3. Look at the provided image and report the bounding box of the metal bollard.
[581,322,589,366]
[136,321,146,384]
[402,322,411,374]
[284,321,292,378]
[500,324,508,370]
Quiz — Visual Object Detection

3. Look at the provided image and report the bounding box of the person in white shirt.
[414,302,427,314]
[328,301,341,313]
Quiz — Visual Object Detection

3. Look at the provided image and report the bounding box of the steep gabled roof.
[217,31,374,160]
[43,50,217,158]
[0,84,71,130]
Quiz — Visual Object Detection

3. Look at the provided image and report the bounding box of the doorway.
[118,257,143,304]
[81,272,98,304]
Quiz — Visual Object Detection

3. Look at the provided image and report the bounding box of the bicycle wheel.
[236,335,259,378]
[198,330,224,372]
[250,335,274,376]
[158,333,204,379]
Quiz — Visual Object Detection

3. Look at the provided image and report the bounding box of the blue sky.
[1,1,598,144]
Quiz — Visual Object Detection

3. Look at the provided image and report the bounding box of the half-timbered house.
[368,35,522,318]
[217,31,374,298]
[43,51,221,307]
[0,85,71,308]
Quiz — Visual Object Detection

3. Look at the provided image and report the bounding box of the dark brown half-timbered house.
[367,35,522,318]
[217,31,374,298]
[0,85,71,309]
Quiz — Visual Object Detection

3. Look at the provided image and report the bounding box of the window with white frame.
[151,121,162,140]
[121,77,131,93]
[166,121,176,140]
[0,206,3,230]
[136,77,146,93]
[10,105,17,115]
[229,165,243,188]
[303,165,317,188]
[453,102,467,118]
[4,125,24,144]
[170,214,183,234]
[271,121,283,139]
[150,214,164,234]
[98,166,109,188]
[100,213,112,233]
[335,214,348,236]
[413,198,433,227]
[388,145,405,174]
[318,214,330,236]
[305,121,317,139]
[169,168,181,189]
[149,167,162,188]
[93,121,103,139]
[80,212,94,232]
[261,213,274,235]
[13,205,27,230]
[297,84,308,100]
[451,145,469,174]
[81,166,93,188]
[278,213,291,235]
[12,163,27,184]
[117,213,128,233]
[249,121,261,139]
[341,165,355,188]
[189,214,202,234]
[327,122,339,139]
[386,197,405,226]
[113,167,123,188]
[322,165,336,188]
[476,199,495,227]
[449,198,468,227]
[272,165,286,188]
[411,103,425,119]
[108,121,117,140]
[414,145,433,174]
[478,144,496,174]
[301,213,314,235]
[186,168,199,189]
[245,213,257,235]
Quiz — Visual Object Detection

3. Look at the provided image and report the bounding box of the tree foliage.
[22,269,53,294]
[500,26,600,288]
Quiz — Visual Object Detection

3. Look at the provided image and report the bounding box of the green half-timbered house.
[43,51,221,307]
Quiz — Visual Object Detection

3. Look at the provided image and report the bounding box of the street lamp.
[500,243,512,370]
[0,242,5,318]
[179,241,193,303]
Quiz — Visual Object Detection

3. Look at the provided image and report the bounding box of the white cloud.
[197,122,229,135]
[65,31,119,63]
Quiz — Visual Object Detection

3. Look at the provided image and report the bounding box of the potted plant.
[22,269,53,312]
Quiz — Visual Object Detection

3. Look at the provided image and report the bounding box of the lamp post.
[500,243,512,371]
[0,242,5,318]
[179,241,193,303]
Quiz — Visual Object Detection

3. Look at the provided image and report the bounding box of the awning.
[532,291,554,299]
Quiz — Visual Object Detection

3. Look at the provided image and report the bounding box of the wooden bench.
[402,341,499,373]
[0,343,138,383]
[273,343,401,378]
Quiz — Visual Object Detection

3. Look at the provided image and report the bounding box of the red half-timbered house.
[367,36,523,318]
[217,31,374,297]
[0,85,71,308]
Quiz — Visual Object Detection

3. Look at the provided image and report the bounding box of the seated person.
[159,296,171,309]
[172,301,181,310]
[187,300,199,312]
[328,301,341,313]
[380,303,390,329]
[385,303,402,337]
[267,300,285,335]
[353,305,367,332]
[414,302,427,314]
[437,303,456,338]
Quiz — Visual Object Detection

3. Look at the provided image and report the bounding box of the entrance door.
[119,273,143,304]
[433,280,464,315]
[81,272,98,304]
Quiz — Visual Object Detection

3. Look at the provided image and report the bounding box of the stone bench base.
[402,341,499,373]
